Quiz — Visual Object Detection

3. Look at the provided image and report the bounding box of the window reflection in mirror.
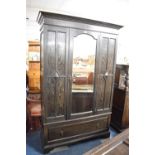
[72,34,96,93]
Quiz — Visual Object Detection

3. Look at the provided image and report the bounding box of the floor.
[26,127,118,155]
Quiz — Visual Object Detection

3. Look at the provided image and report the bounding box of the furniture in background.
[37,11,122,153]
[84,128,129,155]
[26,90,41,131]
[27,41,40,91]
[110,65,129,132]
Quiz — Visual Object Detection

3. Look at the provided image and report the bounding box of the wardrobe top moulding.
[37,11,123,35]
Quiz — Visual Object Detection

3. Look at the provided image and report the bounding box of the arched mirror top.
[73,32,98,40]
[73,34,97,60]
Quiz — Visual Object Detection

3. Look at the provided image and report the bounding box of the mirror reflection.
[72,34,96,113]
[72,34,96,93]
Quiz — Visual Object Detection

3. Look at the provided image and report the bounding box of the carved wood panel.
[45,78,55,117]
[56,32,66,76]
[56,32,66,116]
[42,27,69,120]
[95,36,116,111]
[44,31,56,118]
[95,37,108,110]
[104,38,116,109]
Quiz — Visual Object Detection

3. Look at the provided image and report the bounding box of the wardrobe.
[37,11,122,153]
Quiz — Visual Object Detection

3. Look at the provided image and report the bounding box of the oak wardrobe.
[37,11,122,153]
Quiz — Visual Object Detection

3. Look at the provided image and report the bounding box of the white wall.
[26,0,129,64]
[117,27,129,64]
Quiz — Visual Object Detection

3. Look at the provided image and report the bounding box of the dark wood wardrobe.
[37,11,122,153]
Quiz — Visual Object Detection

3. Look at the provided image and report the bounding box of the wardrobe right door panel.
[95,34,117,113]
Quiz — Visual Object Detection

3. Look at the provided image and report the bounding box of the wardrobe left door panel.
[41,26,69,123]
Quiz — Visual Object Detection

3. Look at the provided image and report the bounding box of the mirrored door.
[69,29,100,118]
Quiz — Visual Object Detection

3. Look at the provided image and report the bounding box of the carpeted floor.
[26,127,118,155]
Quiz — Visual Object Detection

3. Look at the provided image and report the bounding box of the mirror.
[72,34,96,113]
[72,34,96,93]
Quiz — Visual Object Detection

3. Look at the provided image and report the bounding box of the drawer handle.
[60,130,64,136]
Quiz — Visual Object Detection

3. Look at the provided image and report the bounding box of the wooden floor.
[84,129,129,155]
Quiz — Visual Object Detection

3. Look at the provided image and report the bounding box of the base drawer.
[47,116,109,142]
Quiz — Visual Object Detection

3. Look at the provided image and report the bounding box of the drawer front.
[27,93,41,100]
[29,63,40,70]
[28,71,40,78]
[29,46,40,52]
[47,117,108,141]
[29,78,40,89]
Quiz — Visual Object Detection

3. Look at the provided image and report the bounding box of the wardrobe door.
[68,28,100,119]
[95,34,117,113]
[41,26,69,123]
